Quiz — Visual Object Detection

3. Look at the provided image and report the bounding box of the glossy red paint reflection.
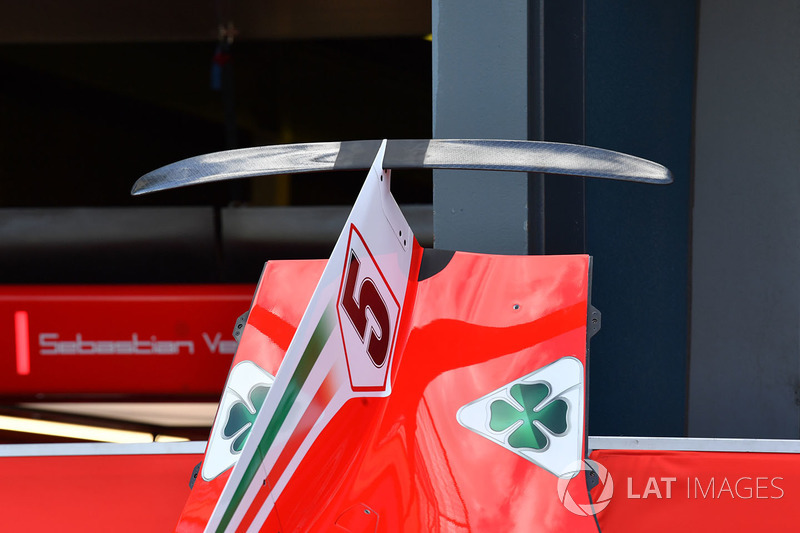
[180,247,597,532]
[275,249,594,532]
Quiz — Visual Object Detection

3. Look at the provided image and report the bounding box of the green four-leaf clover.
[222,384,270,453]
[489,382,568,450]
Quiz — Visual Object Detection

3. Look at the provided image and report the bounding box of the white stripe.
[245,497,275,533]
[249,368,352,531]
[589,436,800,453]
[205,302,335,532]
[217,337,340,531]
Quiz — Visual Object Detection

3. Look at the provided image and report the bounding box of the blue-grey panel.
[585,0,696,436]
[690,0,800,439]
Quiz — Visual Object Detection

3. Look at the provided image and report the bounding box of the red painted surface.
[590,449,800,531]
[178,248,596,532]
[175,262,325,532]
[0,285,254,399]
[273,250,593,532]
[0,452,202,532]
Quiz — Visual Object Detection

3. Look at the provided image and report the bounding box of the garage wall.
[689,0,800,438]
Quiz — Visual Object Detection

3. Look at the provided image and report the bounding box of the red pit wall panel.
[590,449,800,532]
[0,285,255,399]
[0,451,203,532]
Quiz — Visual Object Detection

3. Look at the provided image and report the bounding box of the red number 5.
[341,250,391,367]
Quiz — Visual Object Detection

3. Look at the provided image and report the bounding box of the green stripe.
[217,302,337,532]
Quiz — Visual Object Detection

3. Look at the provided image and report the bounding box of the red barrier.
[0,285,254,399]
[590,447,800,531]
[0,443,203,532]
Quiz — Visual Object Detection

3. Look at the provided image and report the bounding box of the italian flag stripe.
[237,368,339,531]
[217,302,337,532]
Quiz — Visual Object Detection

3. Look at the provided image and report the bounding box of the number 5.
[341,250,391,367]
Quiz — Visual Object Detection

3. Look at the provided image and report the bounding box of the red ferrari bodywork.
[178,245,597,532]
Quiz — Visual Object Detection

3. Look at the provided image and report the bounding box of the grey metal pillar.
[432,0,530,254]
[432,1,586,255]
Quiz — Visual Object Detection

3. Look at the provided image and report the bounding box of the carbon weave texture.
[132,139,671,195]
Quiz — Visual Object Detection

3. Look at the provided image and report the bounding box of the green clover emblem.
[489,382,568,450]
[222,384,270,453]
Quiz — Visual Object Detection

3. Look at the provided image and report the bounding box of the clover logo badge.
[202,360,275,481]
[456,357,585,478]
[222,384,270,454]
[489,382,568,451]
